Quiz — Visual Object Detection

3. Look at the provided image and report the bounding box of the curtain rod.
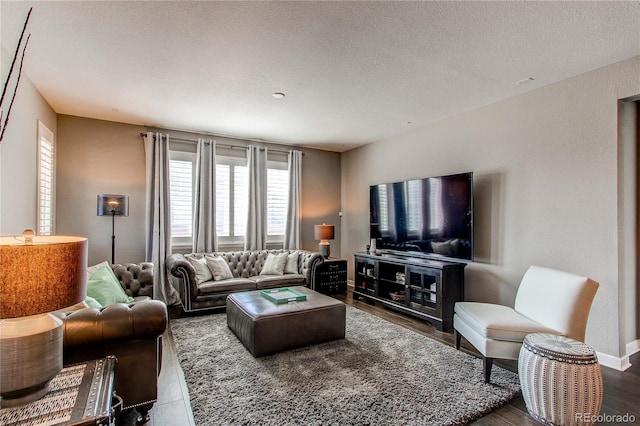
[139,133,297,156]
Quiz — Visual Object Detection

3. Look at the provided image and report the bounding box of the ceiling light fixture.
[272,92,285,99]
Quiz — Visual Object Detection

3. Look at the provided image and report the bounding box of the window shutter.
[38,122,55,235]
[267,168,289,236]
[215,164,230,236]
[169,159,193,238]
[233,165,248,237]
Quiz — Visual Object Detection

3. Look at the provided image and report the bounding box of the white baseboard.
[597,340,640,372]
[626,339,640,356]
[597,351,632,371]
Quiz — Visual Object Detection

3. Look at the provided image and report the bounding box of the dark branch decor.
[0,7,32,144]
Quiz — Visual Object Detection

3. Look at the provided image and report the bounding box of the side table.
[518,333,603,426]
[314,258,347,295]
[0,356,118,426]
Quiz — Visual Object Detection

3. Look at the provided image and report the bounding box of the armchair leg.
[483,357,494,384]
[454,329,461,350]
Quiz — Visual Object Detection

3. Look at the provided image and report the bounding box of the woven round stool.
[518,333,603,425]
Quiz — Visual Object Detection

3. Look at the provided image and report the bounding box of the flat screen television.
[370,172,473,261]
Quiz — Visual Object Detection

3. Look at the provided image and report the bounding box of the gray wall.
[56,118,342,265]
[341,56,640,361]
[56,115,147,265]
[0,47,57,235]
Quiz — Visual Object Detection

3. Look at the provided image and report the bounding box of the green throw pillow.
[83,296,103,308]
[87,265,134,306]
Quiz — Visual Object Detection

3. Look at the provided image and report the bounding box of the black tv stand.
[353,252,466,331]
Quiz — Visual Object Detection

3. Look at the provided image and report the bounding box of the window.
[37,121,55,235]
[267,162,289,239]
[169,150,289,247]
[169,151,195,244]
[215,157,248,243]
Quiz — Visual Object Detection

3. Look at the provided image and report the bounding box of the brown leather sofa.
[59,263,167,424]
[166,249,324,313]
[111,262,154,301]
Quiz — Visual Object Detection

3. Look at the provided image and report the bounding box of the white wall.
[0,47,57,235]
[341,56,640,361]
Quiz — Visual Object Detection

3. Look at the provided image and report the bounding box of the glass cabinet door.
[355,258,377,295]
[406,266,441,317]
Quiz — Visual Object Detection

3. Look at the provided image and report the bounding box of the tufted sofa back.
[184,249,318,279]
[166,249,324,313]
[111,262,154,298]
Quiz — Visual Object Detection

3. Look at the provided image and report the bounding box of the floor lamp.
[97,194,129,264]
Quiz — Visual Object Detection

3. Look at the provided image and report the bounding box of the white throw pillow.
[284,251,300,274]
[260,252,288,276]
[206,255,234,281]
[187,256,214,283]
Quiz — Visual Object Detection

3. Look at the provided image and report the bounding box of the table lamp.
[0,230,87,407]
[97,194,129,264]
[314,224,335,258]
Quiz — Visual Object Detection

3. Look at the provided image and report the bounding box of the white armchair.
[453,265,599,383]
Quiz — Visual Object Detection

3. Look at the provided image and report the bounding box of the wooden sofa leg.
[454,329,461,350]
[483,357,494,384]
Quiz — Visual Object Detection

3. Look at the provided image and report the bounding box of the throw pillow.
[87,260,109,280]
[284,251,300,274]
[260,252,288,276]
[206,256,234,281]
[86,264,134,306]
[187,256,213,283]
[83,296,103,308]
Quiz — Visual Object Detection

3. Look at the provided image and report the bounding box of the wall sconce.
[97,194,129,264]
[314,224,335,259]
[0,230,87,407]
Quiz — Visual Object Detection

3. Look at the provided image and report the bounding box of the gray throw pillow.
[284,251,299,274]
[260,252,288,276]
[206,255,234,281]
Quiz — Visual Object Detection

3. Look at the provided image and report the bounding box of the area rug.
[170,306,520,426]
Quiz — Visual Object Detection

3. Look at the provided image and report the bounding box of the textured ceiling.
[1,1,639,152]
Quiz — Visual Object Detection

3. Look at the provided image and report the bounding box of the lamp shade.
[97,194,129,216]
[314,224,335,241]
[0,234,87,319]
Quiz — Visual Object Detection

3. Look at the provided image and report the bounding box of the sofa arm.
[166,253,198,303]
[62,301,167,348]
[298,250,324,288]
[61,300,168,414]
[111,262,154,299]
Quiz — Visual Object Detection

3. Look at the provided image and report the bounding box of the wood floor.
[130,288,640,425]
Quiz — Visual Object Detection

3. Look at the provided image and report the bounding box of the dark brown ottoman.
[226,286,346,357]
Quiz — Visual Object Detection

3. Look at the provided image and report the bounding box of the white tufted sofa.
[166,249,324,313]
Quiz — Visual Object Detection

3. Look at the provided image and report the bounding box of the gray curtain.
[192,138,217,252]
[244,145,267,250]
[143,132,179,305]
[283,150,302,249]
